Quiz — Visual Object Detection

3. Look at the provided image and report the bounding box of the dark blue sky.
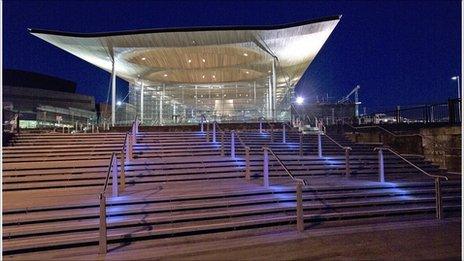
[3,0,461,113]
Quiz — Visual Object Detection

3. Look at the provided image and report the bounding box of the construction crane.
[338,85,361,117]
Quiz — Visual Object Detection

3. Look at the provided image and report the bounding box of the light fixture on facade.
[116,101,122,106]
[295,96,304,105]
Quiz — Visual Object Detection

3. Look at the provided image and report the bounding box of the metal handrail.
[264,147,308,186]
[373,146,448,180]
[323,132,352,151]
[101,152,117,194]
[235,131,250,150]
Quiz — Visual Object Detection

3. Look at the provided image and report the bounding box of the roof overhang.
[29,15,341,87]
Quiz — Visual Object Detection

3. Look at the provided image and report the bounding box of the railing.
[232,130,251,180]
[373,146,448,219]
[322,132,352,176]
[99,152,120,254]
[99,119,137,255]
[258,117,275,142]
[213,121,226,156]
[263,146,308,232]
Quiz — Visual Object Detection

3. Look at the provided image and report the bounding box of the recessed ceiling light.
[202,58,206,63]
[192,40,196,44]
[212,75,216,78]
[164,74,168,77]
[188,59,192,63]
[243,53,248,56]
[141,57,146,61]
[246,71,249,74]
[202,75,205,78]
[268,70,271,73]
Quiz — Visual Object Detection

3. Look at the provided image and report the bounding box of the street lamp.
[451,76,460,99]
[295,96,304,105]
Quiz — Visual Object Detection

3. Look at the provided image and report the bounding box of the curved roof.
[29,16,341,87]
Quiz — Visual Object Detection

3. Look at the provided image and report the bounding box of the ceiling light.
[188,59,192,63]
[243,53,248,56]
[202,58,206,63]
[246,71,249,74]
[202,75,205,79]
[116,101,122,106]
[141,57,146,61]
[268,70,271,73]
[212,75,216,79]
[164,74,168,77]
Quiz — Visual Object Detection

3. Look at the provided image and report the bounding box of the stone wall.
[420,126,461,172]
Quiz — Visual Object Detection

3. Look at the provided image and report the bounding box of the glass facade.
[124,79,293,125]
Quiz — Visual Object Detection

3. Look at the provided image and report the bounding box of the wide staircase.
[2,123,461,259]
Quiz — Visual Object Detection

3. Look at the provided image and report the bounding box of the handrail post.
[212,121,216,143]
[317,132,322,157]
[132,124,136,145]
[119,151,125,192]
[231,130,235,158]
[270,125,274,142]
[296,181,304,232]
[92,124,95,133]
[206,122,210,142]
[435,177,443,219]
[111,156,119,197]
[299,133,303,156]
[378,148,385,183]
[282,124,286,143]
[127,133,133,161]
[220,131,225,156]
[200,117,204,132]
[259,119,263,133]
[345,147,351,177]
[263,147,269,188]
[245,146,251,181]
[98,193,107,254]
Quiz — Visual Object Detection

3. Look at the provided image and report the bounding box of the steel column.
[111,60,116,127]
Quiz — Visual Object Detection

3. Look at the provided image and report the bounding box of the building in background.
[3,69,97,128]
[30,16,341,126]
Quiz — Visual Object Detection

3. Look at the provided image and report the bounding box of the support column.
[111,60,116,127]
[159,84,164,125]
[140,82,144,124]
[268,76,272,119]
[272,58,277,120]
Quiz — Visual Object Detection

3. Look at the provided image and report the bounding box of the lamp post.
[451,76,461,99]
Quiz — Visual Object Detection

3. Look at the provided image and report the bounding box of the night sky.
[3,0,461,113]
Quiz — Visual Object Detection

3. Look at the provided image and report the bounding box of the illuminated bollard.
[200,118,204,132]
[282,124,286,143]
[263,147,269,188]
[259,119,263,134]
[212,121,216,143]
[206,122,210,142]
[126,133,133,161]
[378,148,385,183]
[231,131,235,158]
[318,132,322,157]
[435,177,443,219]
